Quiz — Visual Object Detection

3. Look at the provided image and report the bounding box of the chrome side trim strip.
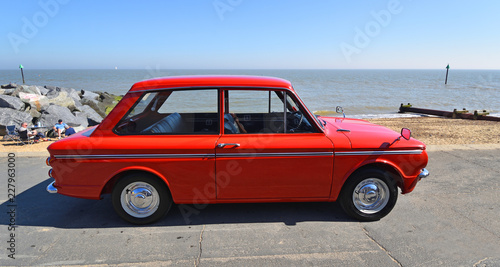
[56,150,420,159]
[217,152,333,158]
[55,152,334,160]
[55,154,216,159]
[335,150,423,156]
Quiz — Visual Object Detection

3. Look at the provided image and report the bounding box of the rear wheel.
[112,173,172,224]
[339,169,398,221]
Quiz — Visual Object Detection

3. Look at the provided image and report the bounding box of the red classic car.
[46,75,429,224]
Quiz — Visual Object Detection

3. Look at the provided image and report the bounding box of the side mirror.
[336,106,345,118]
[401,128,411,140]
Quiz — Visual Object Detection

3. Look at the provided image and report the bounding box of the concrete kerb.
[13,151,50,158]
[426,144,500,152]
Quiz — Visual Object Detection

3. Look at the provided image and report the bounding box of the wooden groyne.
[399,103,500,122]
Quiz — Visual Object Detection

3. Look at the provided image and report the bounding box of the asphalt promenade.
[1,146,499,266]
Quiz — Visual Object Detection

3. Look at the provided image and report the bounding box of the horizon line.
[1,68,499,71]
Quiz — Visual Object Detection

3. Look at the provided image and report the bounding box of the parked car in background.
[47,75,429,224]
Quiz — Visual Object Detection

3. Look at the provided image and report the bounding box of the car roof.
[129,75,294,92]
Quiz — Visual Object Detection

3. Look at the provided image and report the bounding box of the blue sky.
[1,0,499,69]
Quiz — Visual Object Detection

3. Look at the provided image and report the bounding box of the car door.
[215,89,334,199]
[113,89,221,202]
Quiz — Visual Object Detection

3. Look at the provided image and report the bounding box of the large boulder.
[45,88,57,98]
[0,108,33,133]
[81,90,100,101]
[24,85,41,94]
[12,85,41,97]
[78,105,103,126]
[27,106,42,119]
[38,86,49,96]
[45,87,62,98]
[59,87,81,102]
[0,95,25,110]
[46,91,77,110]
[80,98,106,117]
[73,98,83,110]
[98,92,122,115]
[72,111,90,128]
[18,92,50,111]
[44,85,58,91]
[38,104,84,128]
[46,87,80,101]
[1,83,18,89]
[0,89,16,95]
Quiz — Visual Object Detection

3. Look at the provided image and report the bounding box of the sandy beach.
[368,116,500,145]
[2,117,499,156]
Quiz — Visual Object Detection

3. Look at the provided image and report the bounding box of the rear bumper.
[418,168,430,179]
[47,180,58,193]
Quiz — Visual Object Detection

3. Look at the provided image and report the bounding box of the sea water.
[1,69,499,118]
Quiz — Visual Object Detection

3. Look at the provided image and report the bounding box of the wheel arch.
[341,161,404,193]
[100,167,172,197]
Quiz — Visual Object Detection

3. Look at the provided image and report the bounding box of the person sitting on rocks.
[53,119,69,139]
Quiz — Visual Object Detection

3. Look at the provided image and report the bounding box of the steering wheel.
[289,111,304,132]
[277,111,304,133]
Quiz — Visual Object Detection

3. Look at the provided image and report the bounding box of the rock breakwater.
[0,82,122,135]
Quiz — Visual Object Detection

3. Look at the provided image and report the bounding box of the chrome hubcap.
[352,178,389,214]
[121,182,159,218]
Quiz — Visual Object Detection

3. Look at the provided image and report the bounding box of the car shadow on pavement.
[1,178,355,229]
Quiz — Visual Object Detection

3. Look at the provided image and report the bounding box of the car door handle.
[217,143,240,148]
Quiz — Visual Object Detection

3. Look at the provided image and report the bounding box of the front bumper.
[418,168,429,179]
[47,180,58,193]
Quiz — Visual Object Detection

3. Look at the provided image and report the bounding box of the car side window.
[224,90,317,134]
[114,89,219,135]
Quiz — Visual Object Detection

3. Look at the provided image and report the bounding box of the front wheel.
[112,173,172,224]
[339,169,398,221]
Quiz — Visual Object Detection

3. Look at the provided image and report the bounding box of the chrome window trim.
[131,86,325,134]
[334,150,423,156]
